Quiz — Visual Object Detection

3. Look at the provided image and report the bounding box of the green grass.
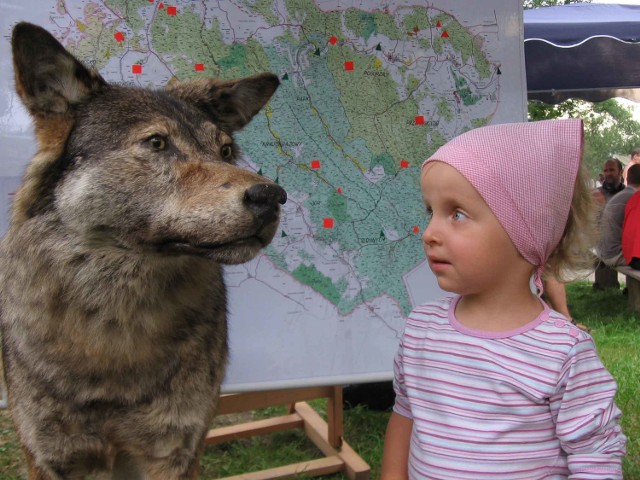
[0,280,638,479]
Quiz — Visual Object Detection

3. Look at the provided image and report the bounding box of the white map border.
[0,0,527,393]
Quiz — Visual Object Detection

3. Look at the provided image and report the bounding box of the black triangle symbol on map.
[497,67,502,75]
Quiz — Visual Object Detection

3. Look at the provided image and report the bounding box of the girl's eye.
[425,206,433,222]
[148,135,167,150]
[453,210,468,221]
[221,144,233,159]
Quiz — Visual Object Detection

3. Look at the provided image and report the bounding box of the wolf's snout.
[244,183,287,222]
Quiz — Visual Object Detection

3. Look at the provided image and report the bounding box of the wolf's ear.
[165,73,279,132]
[12,22,106,116]
[10,23,107,225]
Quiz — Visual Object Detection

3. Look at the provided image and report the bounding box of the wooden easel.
[205,385,370,479]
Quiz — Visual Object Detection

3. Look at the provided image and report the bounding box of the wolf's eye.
[221,144,233,160]
[148,135,167,150]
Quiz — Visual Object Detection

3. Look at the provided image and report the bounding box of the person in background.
[622,186,640,270]
[623,147,640,183]
[381,119,625,479]
[593,158,625,206]
[597,163,640,267]
[593,158,626,290]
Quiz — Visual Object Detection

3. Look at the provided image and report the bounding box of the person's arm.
[381,412,412,480]
[592,189,606,207]
[551,338,626,479]
[542,276,571,319]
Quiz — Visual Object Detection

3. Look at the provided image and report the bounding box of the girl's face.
[421,161,531,296]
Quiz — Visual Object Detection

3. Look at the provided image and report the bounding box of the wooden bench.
[613,265,640,312]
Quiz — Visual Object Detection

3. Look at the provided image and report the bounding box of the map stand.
[206,386,370,479]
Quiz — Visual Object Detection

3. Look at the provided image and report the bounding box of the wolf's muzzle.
[244,183,287,224]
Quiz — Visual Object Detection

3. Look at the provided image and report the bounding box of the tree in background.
[523,0,583,8]
[529,99,640,177]
[524,0,640,177]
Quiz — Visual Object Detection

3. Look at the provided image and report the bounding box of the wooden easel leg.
[296,400,370,480]
[327,386,343,449]
[205,386,370,480]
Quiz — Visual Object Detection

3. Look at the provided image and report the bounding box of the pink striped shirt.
[393,297,626,479]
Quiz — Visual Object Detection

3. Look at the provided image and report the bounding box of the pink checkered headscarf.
[422,119,583,293]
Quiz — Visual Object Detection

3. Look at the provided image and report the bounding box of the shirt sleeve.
[392,335,413,420]
[550,337,626,479]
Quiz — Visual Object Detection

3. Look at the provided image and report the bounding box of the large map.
[0,0,526,392]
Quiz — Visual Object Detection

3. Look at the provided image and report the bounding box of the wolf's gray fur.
[0,22,285,479]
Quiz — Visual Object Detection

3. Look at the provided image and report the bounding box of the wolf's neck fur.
[3,212,226,334]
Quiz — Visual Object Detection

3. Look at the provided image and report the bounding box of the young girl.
[381,119,626,479]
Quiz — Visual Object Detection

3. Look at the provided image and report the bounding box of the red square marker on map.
[344,61,354,71]
[400,160,409,169]
[323,218,334,229]
[415,115,425,125]
[195,63,204,71]
[311,160,321,169]
[413,226,420,233]
[167,6,177,15]
[329,36,338,45]
[114,32,125,43]
[132,64,142,74]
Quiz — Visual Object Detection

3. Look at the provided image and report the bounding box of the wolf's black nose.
[244,183,287,222]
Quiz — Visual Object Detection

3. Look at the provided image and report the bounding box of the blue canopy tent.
[524,3,640,104]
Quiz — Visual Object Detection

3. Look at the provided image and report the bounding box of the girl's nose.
[422,219,439,246]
